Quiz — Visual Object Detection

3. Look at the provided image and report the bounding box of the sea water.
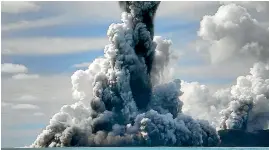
[2,147,269,150]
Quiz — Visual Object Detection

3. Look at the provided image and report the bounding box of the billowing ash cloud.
[198,3,269,64]
[31,2,220,147]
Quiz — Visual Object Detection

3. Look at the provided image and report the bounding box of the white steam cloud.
[180,81,231,128]
[219,62,269,131]
[180,62,269,131]
[198,3,269,64]
[31,2,269,147]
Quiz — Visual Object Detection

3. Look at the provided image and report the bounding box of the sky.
[1,1,269,148]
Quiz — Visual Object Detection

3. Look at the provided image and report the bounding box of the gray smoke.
[31,2,220,147]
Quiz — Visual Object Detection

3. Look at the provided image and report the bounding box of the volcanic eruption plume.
[31,1,220,147]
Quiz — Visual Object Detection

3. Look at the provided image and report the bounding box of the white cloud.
[1,63,40,80]
[12,104,40,110]
[157,1,269,23]
[1,1,40,14]
[12,74,40,80]
[2,2,120,32]
[222,2,269,24]
[2,75,74,115]
[2,75,74,147]
[15,94,38,102]
[180,81,231,127]
[1,1,220,33]
[72,62,90,68]
[180,62,269,130]
[33,112,45,116]
[1,63,28,74]
[198,3,269,64]
[2,37,108,55]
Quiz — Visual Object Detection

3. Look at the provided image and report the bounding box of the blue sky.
[2,18,200,76]
[3,1,266,148]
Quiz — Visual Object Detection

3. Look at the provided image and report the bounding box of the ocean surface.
[2,147,269,150]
